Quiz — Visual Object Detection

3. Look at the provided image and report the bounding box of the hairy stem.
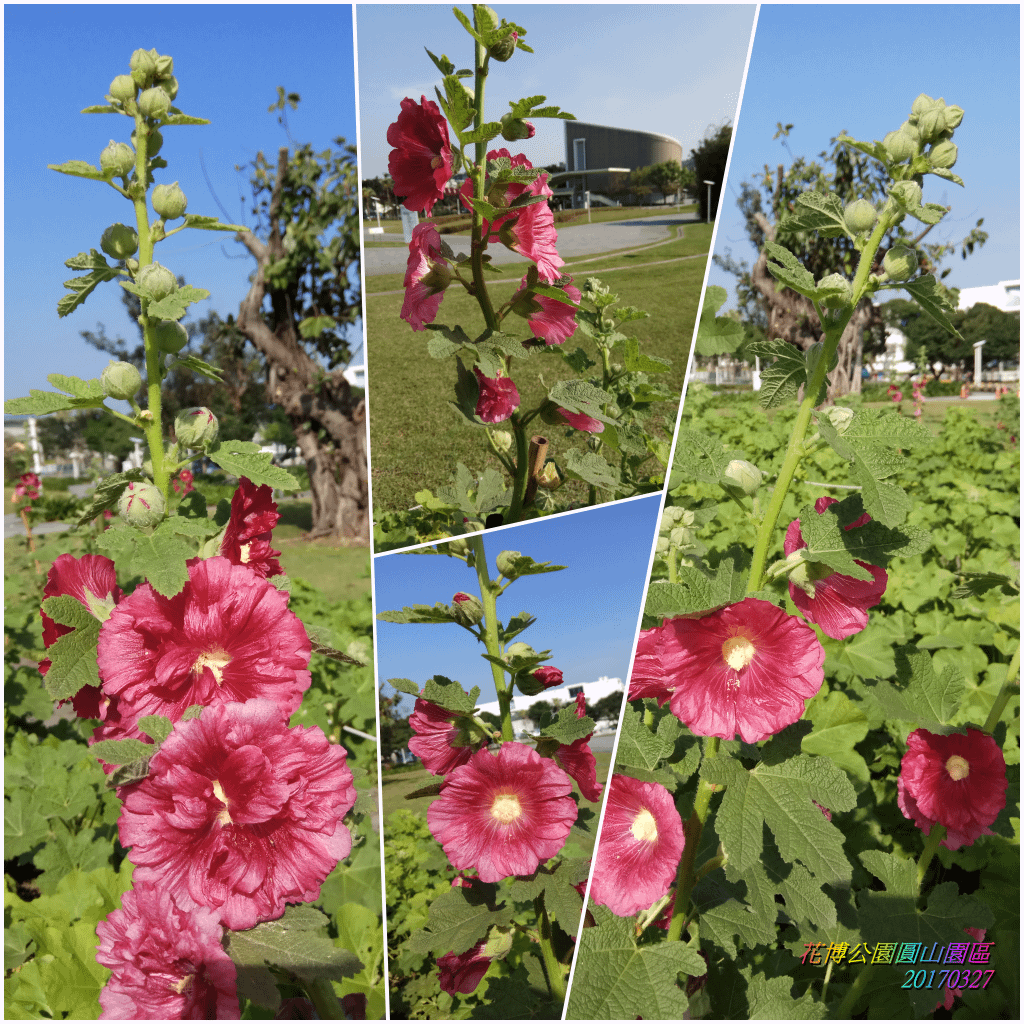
[470,34,498,332]
[982,644,1019,734]
[535,895,567,1003]
[917,824,947,886]
[506,415,530,522]
[472,534,514,741]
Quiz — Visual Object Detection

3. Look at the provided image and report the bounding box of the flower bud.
[882,243,918,281]
[157,75,179,101]
[174,407,219,449]
[882,129,916,163]
[929,141,958,169]
[500,113,535,142]
[152,181,188,220]
[129,48,158,87]
[450,592,484,627]
[153,319,188,354]
[816,273,853,308]
[495,550,523,579]
[138,87,171,120]
[481,926,513,961]
[100,360,142,400]
[917,105,947,142]
[536,461,562,490]
[843,199,877,234]
[136,262,178,302]
[109,74,137,103]
[117,480,165,529]
[722,459,762,496]
[154,53,174,78]
[943,105,964,130]
[100,140,135,177]
[132,127,163,157]
[100,223,139,260]
[490,430,512,453]
[420,263,452,295]
[889,180,922,211]
[821,405,855,433]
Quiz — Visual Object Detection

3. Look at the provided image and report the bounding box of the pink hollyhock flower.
[387,96,452,215]
[590,774,684,917]
[437,941,492,995]
[14,472,41,502]
[552,692,603,803]
[936,927,987,1011]
[897,727,1007,849]
[428,742,577,882]
[629,598,825,743]
[97,556,310,738]
[219,476,284,579]
[119,699,356,931]
[96,884,239,1020]
[401,222,453,331]
[557,408,603,433]
[408,698,479,776]
[514,274,580,345]
[474,368,520,423]
[784,496,887,639]
[532,665,563,689]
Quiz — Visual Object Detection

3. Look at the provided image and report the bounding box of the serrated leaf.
[206,439,298,489]
[745,965,827,1019]
[644,558,746,619]
[763,241,817,298]
[540,707,594,746]
[499,611,536,642]
[137,715,174,744]
[56,249,123,317]
[388,678,421,698]
[376,602,457,625]
[170,353,224,381]
[564,449,620,491]
[784,190,848,238]
[614,703,674,776]
[459,122,504,146]
[182,213,246,232]
[146,284,211,321]
[162,113,212,126]
[672,428,740,483]
[695,286,745,357]
[422,675,479,715]
[903,273,962,338]
[406,883,513,956]
[852,645,965,728]
[747,339,808,409]
[442,74,475,131]
[801,690,870,783]
[40,595,95,630]
[89,738,156,765]
[42,619,101,701]
[47,159,109,181]
[126,532,192,597]
[547,378,614,418]
[46,374,105,399]
[5,389,104,415]
[508,860,588,931]
[622,336,671,373]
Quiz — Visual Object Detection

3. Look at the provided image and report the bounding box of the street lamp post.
[703,179,715,224]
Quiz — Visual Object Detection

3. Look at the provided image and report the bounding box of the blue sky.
[4,5,359,403]
[355,4,756,178]
[373,495,660,713]
[708,4,1021,307]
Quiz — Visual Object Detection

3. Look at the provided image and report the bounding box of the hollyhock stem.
[982,646,1019,734]
[535,895,567,1002]
[303,978,344,1019]
[469,35,498,333]
[471,534,514,741]
[667,737,720,942]
[507,416,530,521]
[917,824,947,886]
[19,506,36,553]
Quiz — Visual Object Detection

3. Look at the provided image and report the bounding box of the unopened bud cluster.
[883,94,963,173]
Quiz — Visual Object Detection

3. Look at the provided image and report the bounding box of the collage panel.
[569,5,1020,1021]
[4,6,385,1020]
[373,496,660,1017]
[357,3,757,552]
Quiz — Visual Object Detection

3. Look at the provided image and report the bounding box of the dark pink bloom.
[784,496,887,639]
[814,801,833,822]
[428,742,577,882]
[474,368,520,423]
[119,699,356,931]
[437,941,492,995]
[219,477,284,580]
[590,775,684,917]
[387,96,452,215]
[408,698,478,776]
[532,665,563,689]
[96,884,239,1020]
[341,994,368,1019]
[897,727,1007,849]
[557,408,603,433]
[14,472,40,501]
[173,468,195,496]
[453,592,473,603]
[552,691,603,803]
[401,223,452,331]
[97,556,310,738]
[515,274,580,345]
[629,599,825,743]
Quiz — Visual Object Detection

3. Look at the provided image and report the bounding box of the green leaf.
[459,121,504,146]
[903,273,962,338]
[387,678,421,698]
[41,619,101,701]
[124,531,192,597]
[564,449,620,491]
[507,859,589,931]
[801,690,870,783]
[424,47,456,76]
[47,159,110,181]
[672,429,741,483]
[622,336,671,373]
[146,284,211,321]
[763,241,817,298]
[137,715,174,744]
[162,112,212,126]
[442,74,474,131]
[376,602,457,625]
[46,374,105,400]
[746,339,808,409]
[170,353,224,381]
[547,379,615,419]
[695,286,745,357]
[182,213,245,232]
[74,470,145,525]
[35,920,109,1018]
[56,249,123,317]
[40,595,95,631]
[82,104,119,114]
[540,707,594,746]
[206,439,298,488]
[5,389,105,415]
[745,965,827,1019]
[614,703,675,783]
[852,645,965,729]
[495,552,566,579]
[422,675,480,715]
[784,190,848,238]
[406,882,513,956]
[645,557,747,619]
[837,627,898,679]
[89,738,156,765]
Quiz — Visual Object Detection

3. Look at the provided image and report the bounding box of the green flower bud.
[138,86,171,120]
[100,223,139,260]
[129,48,158,87]
[929,140,958,169]
[174,407,219,449]
[500,113,535,142]
[100,360,142,400]
[843,199,877,234]
[882,129,916,163]
[420,263,452,295]
[109,74,137,103]
[132,127,164,157]
[917,105,947,142]
[136,262,178,302]
[943,105,964,130]
[450,592,484,627]
[721,459,762,496]
[495,550,523,579]
[491,430,513,453]
[889,180,923,210]
[100,140,135,177]
[536,461,562,490]
[882,243,918,281]
[153,319,188,354]
[152,181,188,220]
[488,31,518,62]
[821,406,855,434]
[481,926,513,960]
[446,538,472,558]
[910,93,938,118]
[154,53,174,78]
[816,273,853,308]
[157,75,179,101]
[117,480,165,529]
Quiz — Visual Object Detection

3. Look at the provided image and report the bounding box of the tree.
[691,121,732,222]
[590,691,626,723]
[646,160,684,204]
[235,95,367,541]
[379,692,413,763]
[714,125,987,396]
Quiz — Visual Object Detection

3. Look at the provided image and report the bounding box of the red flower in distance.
[220,477,284,579]
[401,223,452,331]
[474,368,520,423]
[437,941,492,995]
[590,774,684,917]
[97,556,310,737]
[408,698,478,776]
[629,598,825,743]
[532,665,563,689]
[897,727,1007,849]
[784,496,887,639]
[552,691,603,803]
[13,472,40,502]
[387,96,452,215]
[119,699,356,931]
[428,742,577,882]
[96,884,239,1020]
[557,408,603,433]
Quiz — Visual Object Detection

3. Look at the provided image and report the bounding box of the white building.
[475,675,624,738]
[957,280,1020,314]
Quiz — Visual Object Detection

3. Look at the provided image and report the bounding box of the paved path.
[363,211,698,276]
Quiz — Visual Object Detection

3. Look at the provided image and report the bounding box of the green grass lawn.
[367,224,711,514]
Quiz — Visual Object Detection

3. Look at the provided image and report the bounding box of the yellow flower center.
[193,648,232,685]
[170,973,195,995]
[945,754,970,781]
[491,793,522,824]
[430,155,445,170]
[212,779,232,825]
[631,807,658,843]
[722,635,756,672]
[238,542,252,564]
